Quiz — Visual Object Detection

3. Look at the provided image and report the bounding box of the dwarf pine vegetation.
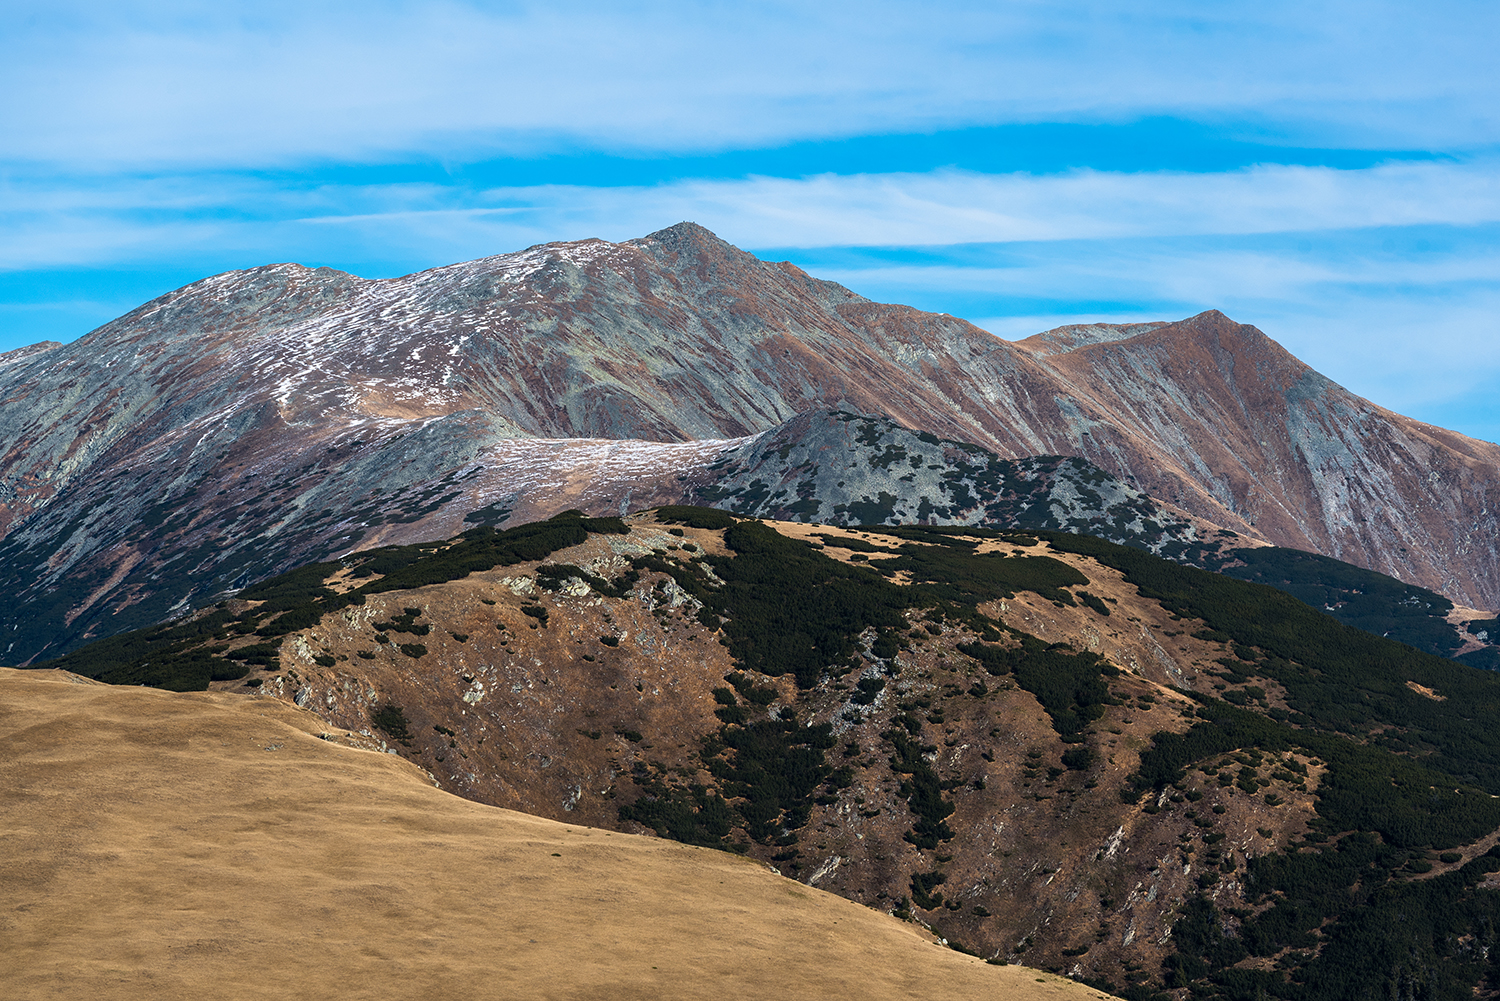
[33,506,1500,999]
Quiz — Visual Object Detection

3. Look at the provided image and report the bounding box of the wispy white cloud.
[455,160,1500,248]
[8,157,1497,272]
[3,1,1498,169]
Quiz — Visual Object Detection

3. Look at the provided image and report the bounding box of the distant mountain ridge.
[684,409,1219,553]
[0,223,1496,662]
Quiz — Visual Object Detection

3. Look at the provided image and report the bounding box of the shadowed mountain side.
[0,669,1113,1001]
[683,409,1236,559]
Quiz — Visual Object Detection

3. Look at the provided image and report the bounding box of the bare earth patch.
[1406,680,1446,701]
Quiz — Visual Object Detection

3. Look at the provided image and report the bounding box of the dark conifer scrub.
[32,510,1500,998]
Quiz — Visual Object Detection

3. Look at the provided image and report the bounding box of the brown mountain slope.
[1010,314,1500,612]
[0,668,1115,1001]
[165,514,1330,987]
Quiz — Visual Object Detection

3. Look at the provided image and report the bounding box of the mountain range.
[8,223,1500,999]
[0,223,1496,666]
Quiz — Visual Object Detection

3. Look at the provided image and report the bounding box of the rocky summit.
[0,223,1496,666]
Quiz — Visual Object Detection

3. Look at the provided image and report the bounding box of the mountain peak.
[639,220,723,245]
[632,221,752,265]
[0,223,1496,669]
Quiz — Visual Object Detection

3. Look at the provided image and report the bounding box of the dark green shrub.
[619,782,732,847]
[852,676,886,705]
[910,870,947,909]
[655,505,735,530]
[704,713,836,844]
[815,533,895,554]
[226,642,282,664]
[1061,746,1095,770]
[715,705,748,724]
[726,673,779,706]
[1215,546,1461,657]
[1077,590,1111,616]
[209,659,249,681]
[371,703,413,742]
[885,730,954,848]
[398,643,427,658]
[256,604,322,637]
[373,609,429,635]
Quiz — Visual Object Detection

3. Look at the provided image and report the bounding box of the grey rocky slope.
[684,409,1230,557]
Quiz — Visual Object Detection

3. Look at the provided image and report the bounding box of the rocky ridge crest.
[0,223,1496,664]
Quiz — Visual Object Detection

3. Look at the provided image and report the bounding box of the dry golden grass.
[1,669,1117,1001]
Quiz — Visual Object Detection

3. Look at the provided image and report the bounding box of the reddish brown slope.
[1007,312,1500,607]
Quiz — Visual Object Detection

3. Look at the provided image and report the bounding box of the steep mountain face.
[0,223,1496,665]
[1008,318,1500,615]
[46,509,1500,999]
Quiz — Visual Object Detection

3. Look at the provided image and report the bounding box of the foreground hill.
[0,224,1495,666]
[44,509,1500,999]
[0,668,1109,1001]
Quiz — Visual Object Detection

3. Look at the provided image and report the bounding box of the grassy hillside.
[30,508,1500,1000]
[1,668,1110,1001]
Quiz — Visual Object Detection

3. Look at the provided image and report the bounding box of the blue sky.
[3,1,1499,441]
